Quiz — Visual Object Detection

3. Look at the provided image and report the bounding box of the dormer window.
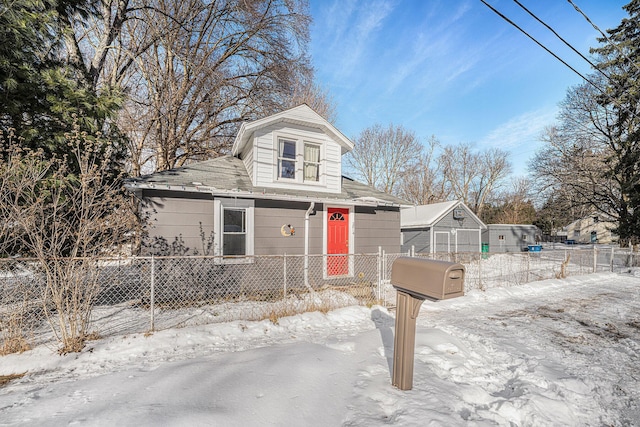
[278,139,296,179]
[275,135,324,185]
[303,143,321,182]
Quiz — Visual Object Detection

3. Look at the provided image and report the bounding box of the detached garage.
[401,201,486,254]
[482,224,542,253]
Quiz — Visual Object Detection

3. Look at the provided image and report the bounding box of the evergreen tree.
[0,0,123,165]
[591,0,640,244]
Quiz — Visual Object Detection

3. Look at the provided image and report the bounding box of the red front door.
[327,207,349,276]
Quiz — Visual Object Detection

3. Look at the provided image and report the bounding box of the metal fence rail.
[2,246,640,351]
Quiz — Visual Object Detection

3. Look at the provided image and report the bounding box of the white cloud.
[480,108,557,150]
[323,0,396,79]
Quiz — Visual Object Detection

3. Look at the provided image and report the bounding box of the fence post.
[478,251,482,290]
[377,246,382,302]
[610,246,614,272]
[283,253,287,299]
[150,255,155,332]
[593,246,597,273]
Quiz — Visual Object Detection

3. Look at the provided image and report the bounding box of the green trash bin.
[481,243,489,259]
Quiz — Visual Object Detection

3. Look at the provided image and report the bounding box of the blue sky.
[309,0,629,176]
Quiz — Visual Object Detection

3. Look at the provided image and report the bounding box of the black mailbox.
[390,257,465,390]
[391,257,465,300]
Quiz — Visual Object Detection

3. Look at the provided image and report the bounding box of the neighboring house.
[400,201,486,254]
[126,104,408,278]
[482,224,542,253]
[564,215,618,244]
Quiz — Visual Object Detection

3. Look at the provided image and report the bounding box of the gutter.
[304,202,315,289]
[124,182,404,207]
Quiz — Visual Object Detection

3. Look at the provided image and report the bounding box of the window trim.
[303,142,322,183]
[277,138,297,180]
[214,198,254,263]
[273,133,324,186]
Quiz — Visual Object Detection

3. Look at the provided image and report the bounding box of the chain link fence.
[2,246,640,351]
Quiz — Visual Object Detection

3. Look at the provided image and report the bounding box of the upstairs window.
[303,143,321,182]
[278,139,296,179]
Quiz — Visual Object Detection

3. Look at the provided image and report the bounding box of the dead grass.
[0,336,31,356]
[0,372,26,387]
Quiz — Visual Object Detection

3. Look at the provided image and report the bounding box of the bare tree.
[285,80,338,124]
[0,124,137,353]
[439,143,478,206]
[471,147,511,216]
[439,143,511,216]
[116,0,313,174]
[485,177,536,224]
[397,136,447,204]
[57,0,315,175]
[530,78,622,233]
[346,124,423,195]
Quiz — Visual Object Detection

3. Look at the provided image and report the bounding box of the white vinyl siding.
[249,123,342,193]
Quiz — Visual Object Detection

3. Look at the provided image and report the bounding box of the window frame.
[273,133,324,186]
[303,142,322,183]
[214,198,254,263]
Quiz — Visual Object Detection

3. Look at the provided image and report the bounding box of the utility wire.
[479,0,638,120]
[513,0,611,84]
[479,0,600,92]
[567,0,640,74]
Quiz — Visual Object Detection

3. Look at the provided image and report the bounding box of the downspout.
[304,202,315,289]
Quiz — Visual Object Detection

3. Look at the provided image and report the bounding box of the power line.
[479,0,638,120]
[479,0,600,92]
[567,0,640,74]
[512,0,611,84]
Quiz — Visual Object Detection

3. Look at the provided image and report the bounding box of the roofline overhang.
[231,105,354,157]
[125,182,406,208]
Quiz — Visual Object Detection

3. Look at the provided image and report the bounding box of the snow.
[1,272,640,426]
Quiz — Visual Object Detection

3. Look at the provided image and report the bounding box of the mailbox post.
[391,257,465,390]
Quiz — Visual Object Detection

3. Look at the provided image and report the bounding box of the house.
[482,224,542,253]
[564,215,618,244]
[400,201,486,254]
[126,104,408,278]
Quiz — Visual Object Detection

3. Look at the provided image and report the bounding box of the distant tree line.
[346,1,640,245]
[531,0,640,245]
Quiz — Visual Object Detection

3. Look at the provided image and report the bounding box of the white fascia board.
[127,182,400,207]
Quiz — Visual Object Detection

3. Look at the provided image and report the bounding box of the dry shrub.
[1,334,31,356]
[0,124,138,353]
[0,297,36,355]
[0,372,26,387]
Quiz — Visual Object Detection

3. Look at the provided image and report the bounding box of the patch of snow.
[1,272,639,425]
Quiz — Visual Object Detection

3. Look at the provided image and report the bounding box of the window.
[522,234,528,242]
[223,208,246,255]
[215,198,254,260]
[278,139,296,179]
[303,143,321,182]
[498,235,505,240]
[274,135,323,184]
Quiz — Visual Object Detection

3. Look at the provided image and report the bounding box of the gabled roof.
[231,104,354,156]
[127,155,408,206]
[401,200,486,228]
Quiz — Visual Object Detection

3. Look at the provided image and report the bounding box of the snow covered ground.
[1,272,639,426]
